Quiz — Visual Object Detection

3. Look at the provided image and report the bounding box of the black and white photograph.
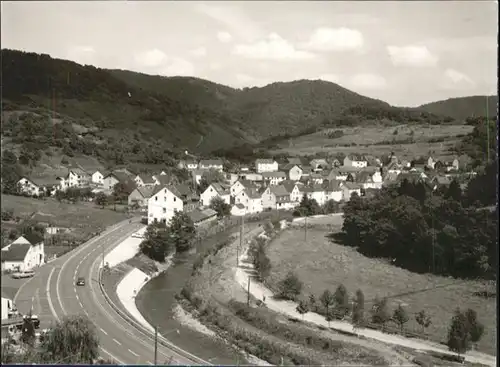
[0,1,497,366]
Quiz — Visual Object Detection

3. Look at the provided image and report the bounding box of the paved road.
[15,218,207,365]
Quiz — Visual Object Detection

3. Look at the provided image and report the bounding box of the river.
[136,225,255,365]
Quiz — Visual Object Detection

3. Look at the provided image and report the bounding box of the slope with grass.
[265,228,497,355]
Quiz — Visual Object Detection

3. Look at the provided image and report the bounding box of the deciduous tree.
[393,304,409,333]
[277,271,303,301]
[296,300,309,320]
[415,309,432,335]
[209,196,231,219]
[447,308,471,356]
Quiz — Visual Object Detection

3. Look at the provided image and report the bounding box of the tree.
[113,181,135,203]
[139,222,173,262]
[351,289,365,329]
[445,179,462,202]
[298,194,321,216]
[325,308,335,327]
[2,150,18,165]
[277,272,303,301]
[209,196,231,219]
[319,290,335,318]
[333,284,349,319]
[198,169,224,194]
[323,199,340,214]
[308,294,317,312]
[21,316,36,346]
[296,300,310,320]
[371,297,391,331]
[95,192,107,208]
[464,308,485,349]
[169,210,196,253]
[415,310,432,335]
[392,304,410,333]
[447,308,471,356]
[40,315,99,364]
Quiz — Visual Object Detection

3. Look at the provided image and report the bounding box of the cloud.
[440,68,475,89]
[134,48,194,76]
[67,45,96,64]
[318,74,340,83]
[349,73,387,90]
[304,27,364,52]
[195,3,263,41]
[161,57,195,76]
[190,46,207,57]
[217,31,233,43]
[386,45,438,67]
[134,48,167,68]
[233,33,316,61]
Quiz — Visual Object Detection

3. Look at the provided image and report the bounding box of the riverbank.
[178,220,409,366]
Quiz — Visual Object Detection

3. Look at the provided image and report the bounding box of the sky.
[1,1,497,106]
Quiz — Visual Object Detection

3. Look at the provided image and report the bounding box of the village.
[11,153,475,229]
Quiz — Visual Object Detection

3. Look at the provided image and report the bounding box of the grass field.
[1,194,130,238]
[265,228,497,355]
[270,124,473,160]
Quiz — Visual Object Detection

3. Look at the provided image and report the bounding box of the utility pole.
[486,96,490,162]
[237,215,244,267]
[154,325,158,365]
[247,276,251,306]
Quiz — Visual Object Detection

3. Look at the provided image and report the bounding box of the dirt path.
[234,229,497,367]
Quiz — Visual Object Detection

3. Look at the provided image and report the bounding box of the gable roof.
[342,182,361,190]
[69,168,89,176]
[236,179,257,189]
[281,180,297,193]
[270,185,289,197]
[355,171,373,183]
[107,171,134,184]
[199,159,223,166]
[243,188,262,199]
[346,154,367,161]
[210,182,230,196]
[255,158,276,164]
[189,208,217,223]
[324,180,342,192]
[135,186,156,199]
[137,174,156,184]
[261,171,286,178]
[1,243,31,262]
[22,232,44,245]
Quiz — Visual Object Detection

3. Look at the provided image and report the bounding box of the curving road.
[14,218,207,365]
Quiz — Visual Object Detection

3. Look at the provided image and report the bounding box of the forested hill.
[419,95,498,121]
[1,49,253,155]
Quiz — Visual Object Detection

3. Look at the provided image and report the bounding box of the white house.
[200,183,231,207]
[199,160,224,172]
[286,165,303,181]
[135,174,156,188]
[103,171,134,191]
[17,177,41,197]
[1,234,45,272]
[310,159,329,171]
[325,180,343,202]
[325,169,349,182]
[427,156,436,170]
[68,168,91,188]
[262,185,295,211]
[225,173,239,186]
[191,169,207,186]
[282,181,303,202]
[91,171,104,185]
[356,171,383,190]
[128,186,155,209]
[147,186,184,225]
[341,182,362,201]
[238,172,263,183]
[178,160,199,170]
[235,188,263,214]
[230,180,257,198]
[343,155,368,168]
[261,171,286,186]
[1,296,13,321]
[386,162,404,175]
[309,173,325,185]
[255,159,279,173]
[305,184,328,206]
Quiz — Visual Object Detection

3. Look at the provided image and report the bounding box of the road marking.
[101,347,125,365]
[100,328,108,335]
[113,338,122,346]
[128,349,139,357]
[78,301,83,308]
[83,310,89,316]
[76,294,80,301]
[46,267,59,321]
[147,361,153,365]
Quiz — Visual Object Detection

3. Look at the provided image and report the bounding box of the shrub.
[277,272,303,301]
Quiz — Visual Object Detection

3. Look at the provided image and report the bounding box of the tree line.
[341,176,497,280]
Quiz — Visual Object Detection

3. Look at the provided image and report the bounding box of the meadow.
[270,124,474,160]
[265,227,497,355]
